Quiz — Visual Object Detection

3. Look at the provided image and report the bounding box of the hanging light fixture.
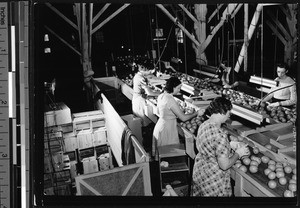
[175,28,183,43]
[44,34,49,41]
[44,33,51,53]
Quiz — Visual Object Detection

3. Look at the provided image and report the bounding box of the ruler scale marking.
[0,2,11,208]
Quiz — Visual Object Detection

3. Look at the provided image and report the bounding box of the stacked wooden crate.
[72,110,113,176]
[44,106,71,195]
[44,104,113,195]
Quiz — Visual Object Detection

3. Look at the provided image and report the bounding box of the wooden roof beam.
[266,20,287,45]
[92,3,111,25]
[208,4,224,24]
[156,4,200,47]
[44,25,81,56]
[74,4,82,49]
[178,4,198,23]
[199,4,238,54]
[262,3,282,6]
[266,10,292,41]
[45,3,78,30]
[92,4,130,35]
[279,5,292,20]
[231,4,243,19]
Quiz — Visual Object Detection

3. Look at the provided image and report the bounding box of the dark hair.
[164,76,181,93]
[276,63,288,71]
[204,97,232,118]
[134,59,153,71]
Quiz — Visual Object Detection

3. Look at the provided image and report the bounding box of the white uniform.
[266,76,296,106]
[153,92,180,147]
[132,72,152,127]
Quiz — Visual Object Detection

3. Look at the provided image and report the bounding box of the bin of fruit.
[233,146,297,197]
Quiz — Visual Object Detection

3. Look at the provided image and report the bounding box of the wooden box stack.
[44,106,113,195]
[44,102,72,127]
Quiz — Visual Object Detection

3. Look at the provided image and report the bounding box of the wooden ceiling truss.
[44,3,297,78]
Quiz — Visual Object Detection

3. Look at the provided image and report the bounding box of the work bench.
[95,75,296,197]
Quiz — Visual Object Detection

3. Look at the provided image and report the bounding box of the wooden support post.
[193,4,207,65]
[233,4,263,73]
[89,3,93,58]
[244,4,248,72]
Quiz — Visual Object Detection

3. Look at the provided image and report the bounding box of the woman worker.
[192,97,249,197]
[261,63,296,107]
[132,60,160,127]
[152,76,204,158]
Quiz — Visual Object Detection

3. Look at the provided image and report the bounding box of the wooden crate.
[78,147,96,161]
[63,132,78,152]
[95,145,113,169]
[75,162,152,196]
[73,110,105,132]
[44,169,71,189]
[82,157,99,174]
[93,127,107,146]
[44,102,72,127]
[77,129,94,149]
[98,153,110,171]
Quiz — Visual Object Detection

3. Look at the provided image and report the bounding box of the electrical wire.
[260,8,264,99]
[228,18,236,81]
[129,7,135,56]
[183,10,187,75]
[273,9,278,78]
[219,16,225,65]
[148,5,154,53]
[253,26,257,75]
[154,24,174,68]
[155,6,161,71]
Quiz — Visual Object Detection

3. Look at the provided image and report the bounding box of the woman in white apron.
[132,61,159,127]
[152,77,204,158]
